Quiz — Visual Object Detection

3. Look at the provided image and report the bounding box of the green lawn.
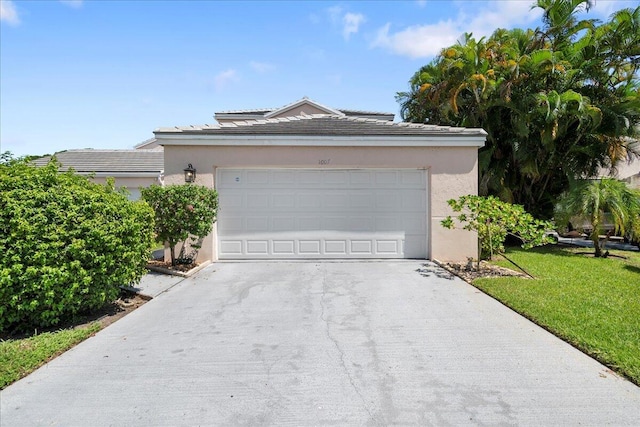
[0,323,101,389]
[475,245,640,385]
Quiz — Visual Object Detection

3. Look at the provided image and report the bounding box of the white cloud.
[0,0,20,26]
[371,0,544,59]
[327,6,343,24]
[466,1,541,38]
[326,6,366,41]
[249,61,275,73]
[589,0,636,18]
[60,0,83,8]
[416,0,427,7]
[343,12,365,40]
[372,21,459,58]
[213,69,238,91]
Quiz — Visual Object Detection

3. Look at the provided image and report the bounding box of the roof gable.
[264,97,344,119]
[214,97,395,123]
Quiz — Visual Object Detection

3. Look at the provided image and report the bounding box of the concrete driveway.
[2,261,639,426]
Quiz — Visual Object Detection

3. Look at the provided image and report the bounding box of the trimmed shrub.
[141,184,218,266]
[0,157,155,333]
[441,195,553,260]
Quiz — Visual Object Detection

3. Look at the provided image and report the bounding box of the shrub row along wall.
[0,159,155,333]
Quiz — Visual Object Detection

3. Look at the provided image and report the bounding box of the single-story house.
[598,139,640,189]
[603,158,640,189]
[32,149,164,200]
[155,97,486,262]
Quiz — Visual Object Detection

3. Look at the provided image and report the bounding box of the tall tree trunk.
[591,231,602,257]
[170,245,177,266]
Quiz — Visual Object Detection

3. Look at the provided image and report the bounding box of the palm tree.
[397,1,640,219]
[555,178,640,257]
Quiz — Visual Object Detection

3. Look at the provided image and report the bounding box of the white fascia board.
[154,133,486,147]
[214,114,265,121]
[82,172,162,178]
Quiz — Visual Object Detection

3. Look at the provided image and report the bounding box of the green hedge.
[0,158,154,333]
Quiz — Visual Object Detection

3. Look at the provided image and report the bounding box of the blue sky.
[1,0,634,157]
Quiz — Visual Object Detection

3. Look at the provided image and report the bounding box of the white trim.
[83,172,161,178]
[264,98,344,118]
[154,134,486,147]
[134,138,159,149]
[214,113,265,121]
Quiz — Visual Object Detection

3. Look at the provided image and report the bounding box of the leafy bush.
[441,195,553,260]
[0,156,154,333]
[141,184,218,266]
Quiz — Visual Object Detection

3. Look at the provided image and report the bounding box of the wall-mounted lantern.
[184,163,196,183]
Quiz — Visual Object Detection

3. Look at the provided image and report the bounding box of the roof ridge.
[155,114,486,135]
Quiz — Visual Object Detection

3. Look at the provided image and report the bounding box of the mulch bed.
[146,259,199,273]
[439,260,529,283]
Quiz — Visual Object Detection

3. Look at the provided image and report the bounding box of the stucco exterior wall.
[162,144,479,262]
[89,176,160,200]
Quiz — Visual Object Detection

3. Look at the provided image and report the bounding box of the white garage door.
[216,169,427,259]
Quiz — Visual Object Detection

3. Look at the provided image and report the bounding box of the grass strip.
[0,323,101,389]
[474,245,640,385]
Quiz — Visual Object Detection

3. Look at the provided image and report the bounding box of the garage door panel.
[325,240,347,254]
[299,240,321,254]
[217,169,427,259]
[273,240,295,254]
[350,171,373,185]
[375,192,401,211]
[401,170,425,186]
[273,217,295,231]
[247,194,269,209]
[299,217,322,231]
[376,240,399,254]
[272,170,296,184]
[350,193,374,209]
[325,171,349,185]
[323,216,351,231]
[402,191,426,210]
[273,193,296,209]
[403,217,426,233]
[219,240,243,254]
[298,194,321,209]
[351,240,373,254]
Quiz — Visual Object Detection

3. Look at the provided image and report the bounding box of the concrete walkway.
[127,270,186,298]
[557,236,639,252]
[2,261,639,426]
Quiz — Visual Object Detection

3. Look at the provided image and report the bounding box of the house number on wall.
[318,159,331,165]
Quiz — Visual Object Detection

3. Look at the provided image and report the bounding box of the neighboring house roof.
[134,138,163,150]
[155,114,485,139]
[32,149,164,177]
[214,97,395,122]
[598,140,640,189]
[610,160,640,181]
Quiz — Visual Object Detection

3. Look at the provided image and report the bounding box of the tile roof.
[214,97,394,121]
[155,114,486,137]
[32,149,164,174]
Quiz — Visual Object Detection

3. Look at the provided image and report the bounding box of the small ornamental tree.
[141,184,219,266]
[0,156,155,333]
[555,178,640,257]
[441,195,553,260]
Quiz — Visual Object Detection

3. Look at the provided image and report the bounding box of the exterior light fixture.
[184,163,196,183]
